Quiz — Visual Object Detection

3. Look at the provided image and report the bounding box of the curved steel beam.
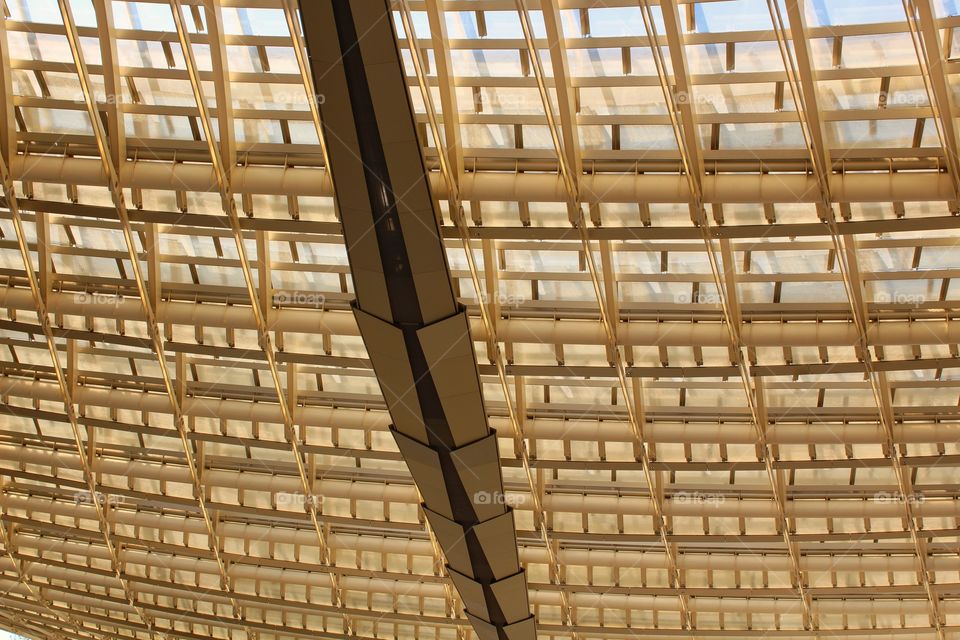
[298,2,535,639]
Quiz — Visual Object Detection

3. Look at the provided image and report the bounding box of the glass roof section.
[0,0,959,639]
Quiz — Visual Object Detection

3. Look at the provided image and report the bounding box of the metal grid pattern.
[0,0,959,639]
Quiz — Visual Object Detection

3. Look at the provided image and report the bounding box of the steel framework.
[0,0,959,639]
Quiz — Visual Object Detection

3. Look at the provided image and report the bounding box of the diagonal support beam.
[280,4,467,633]
[93,0,124,168]
[203,0,235,170]
[396,2,552,637]
[656,0,704,189]
[0,164,160,640]
[0,13,14,166]
[903,0,960,200]
[0,168,138,640]
[299,2,535,639]
[767,0,832,201]
[287,6,462,637]
[424,0,463,180]
[539,0,581,180]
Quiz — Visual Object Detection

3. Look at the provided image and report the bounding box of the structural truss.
[1,0,960,639]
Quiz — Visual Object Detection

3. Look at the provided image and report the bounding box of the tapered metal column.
[298,2,535,639]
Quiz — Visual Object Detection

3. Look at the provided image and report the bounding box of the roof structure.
[0,0,960,639]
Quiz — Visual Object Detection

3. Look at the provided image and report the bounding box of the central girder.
[299,2,535,639]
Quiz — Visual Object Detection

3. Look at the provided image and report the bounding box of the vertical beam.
[424,0,463,179]
[35,210,51,302]
[144,223,162,308]
[93,0,125,168]
[658,0,704,185]
[719,239,740,326]
[257,230,272,318]
[599,239,619,341]
[539,0,581,179]
[903,0,960,199]
[0,8,15,165]
[204,0,235,170]
[481,237,500,357]
[767,0,832,196]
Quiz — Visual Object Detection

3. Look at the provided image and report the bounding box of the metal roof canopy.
[0,0,959,640]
